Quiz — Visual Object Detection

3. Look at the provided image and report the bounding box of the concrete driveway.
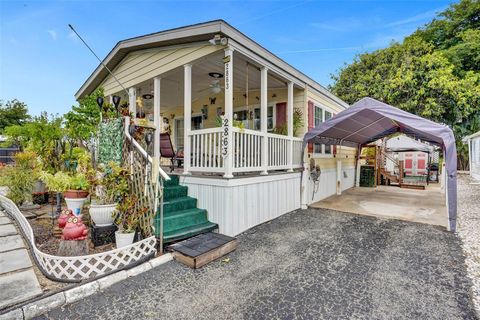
[311,185,448,228]
[41,209,476,320]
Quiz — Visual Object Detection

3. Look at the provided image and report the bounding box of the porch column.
[128,87,136,118]
[287,81,294,172]
[183,64,192,175]
[108,95,113,105]
[223,47,234,178]
[153,77,161,179]
[260,66,268,175]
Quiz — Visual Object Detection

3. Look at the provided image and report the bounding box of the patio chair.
[159,133,184,172]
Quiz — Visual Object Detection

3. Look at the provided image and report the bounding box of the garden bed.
[25,204,115,256]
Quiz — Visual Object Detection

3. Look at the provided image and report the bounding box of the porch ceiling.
[129,51,289,109]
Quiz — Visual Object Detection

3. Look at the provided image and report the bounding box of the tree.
[3,112,65,172]
[0,99,30,133]
[64,88,103,146]
[330,0,480,170]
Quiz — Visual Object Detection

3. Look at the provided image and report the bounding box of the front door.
[404,152,414,175]
[404,152,427,176]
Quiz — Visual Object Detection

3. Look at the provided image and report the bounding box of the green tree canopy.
[330,0,480,169]
[0,99,30,133]
[64,88,103,143]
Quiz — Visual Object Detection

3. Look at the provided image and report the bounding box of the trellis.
[121,118,166,245]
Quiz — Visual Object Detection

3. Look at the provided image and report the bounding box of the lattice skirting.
[0,195,157,282]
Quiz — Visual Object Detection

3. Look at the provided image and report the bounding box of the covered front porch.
[106,43,305,178]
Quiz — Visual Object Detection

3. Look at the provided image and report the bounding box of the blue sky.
[0,0,452,116]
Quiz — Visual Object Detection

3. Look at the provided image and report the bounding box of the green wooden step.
[163,222,218,243]
[163,185,188,201]
[164,175,179,187]
[163,208,209,232]
[163,196,197,214]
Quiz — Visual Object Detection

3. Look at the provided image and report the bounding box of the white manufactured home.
[464,131,480,181]
[76,20,356,238]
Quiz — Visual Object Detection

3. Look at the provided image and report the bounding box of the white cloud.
[386,7,446,28]
[310,18,364,32]
[277,46,362,54]
[47,29,57,41]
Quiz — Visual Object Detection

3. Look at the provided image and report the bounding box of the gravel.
[41,208,476,319]
[456,174,480,314]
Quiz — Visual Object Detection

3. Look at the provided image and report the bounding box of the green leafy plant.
[39,171,71,193]
[115,196,146,233]
[272,108,304,136]
[92,162,130,205]
[39,171,90,192]
[1,151,38,205]
[70,174,90,190]
[293,108,304,136]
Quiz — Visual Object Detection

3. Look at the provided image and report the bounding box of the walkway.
[42,208,476,319]
[310,184,448,228]
[0,209,42,310]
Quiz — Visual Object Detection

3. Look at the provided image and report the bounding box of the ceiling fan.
[197,72,224,95]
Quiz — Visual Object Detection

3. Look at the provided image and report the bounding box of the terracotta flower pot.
[63,190,89,199]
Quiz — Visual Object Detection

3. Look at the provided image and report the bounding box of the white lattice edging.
[0,195,157,282]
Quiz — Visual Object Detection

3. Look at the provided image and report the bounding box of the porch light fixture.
[208,72,223,79]
[96,97,104,110]
[142,94,154,100]
[112,95,121,115]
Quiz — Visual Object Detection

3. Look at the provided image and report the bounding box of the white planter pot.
[115,231,135,248]
[64,197,88,217]
[33,180,46,193]
[89,203,117,226]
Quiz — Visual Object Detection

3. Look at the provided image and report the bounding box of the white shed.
[463,131,480,181]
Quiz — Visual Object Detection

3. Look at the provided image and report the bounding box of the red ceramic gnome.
[62,216,88,240]
[58,209,73,229]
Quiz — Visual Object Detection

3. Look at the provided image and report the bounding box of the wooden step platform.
[167,232,237,269]
[400,183,426,190]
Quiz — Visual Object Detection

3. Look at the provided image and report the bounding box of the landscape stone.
[0,269,42,309]
[0,235,25,253]
[0,248,32,274]
[0,224,16,237]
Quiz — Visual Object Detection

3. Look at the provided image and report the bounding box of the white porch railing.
[233,128,263,172]
[187,127,303,175]
[189,127,224,173]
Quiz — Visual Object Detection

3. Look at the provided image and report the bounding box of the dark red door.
[276,102,287,127]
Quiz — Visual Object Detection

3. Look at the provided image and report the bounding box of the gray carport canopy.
[303,97,457,231]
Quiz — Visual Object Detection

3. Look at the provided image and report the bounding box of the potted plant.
[63,173,90,199]
[40,171,90,216]
[114,196,145,248]
[89,163,129,226]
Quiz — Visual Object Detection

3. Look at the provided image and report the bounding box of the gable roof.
[75,20,349,109]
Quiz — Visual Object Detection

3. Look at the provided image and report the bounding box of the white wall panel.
[181,173,301,236]
[306,166,355,205]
